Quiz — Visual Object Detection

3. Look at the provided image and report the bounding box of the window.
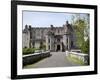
[58,29,59,33]
[57,38,60,42]
[48,38,50,43]
[67,38,68,44]
[48,45,50,50]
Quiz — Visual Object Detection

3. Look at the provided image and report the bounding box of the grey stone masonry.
[22,21,77,51]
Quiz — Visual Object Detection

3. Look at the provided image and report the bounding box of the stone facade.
[22,25,30,48]
[22,21,77,51]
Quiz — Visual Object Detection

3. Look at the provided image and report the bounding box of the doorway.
[56,45,60,51]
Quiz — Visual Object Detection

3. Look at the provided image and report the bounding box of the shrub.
[42,45,46,51]
[81,39,89,54]
[23,48,35,55]
[39,42,46,51]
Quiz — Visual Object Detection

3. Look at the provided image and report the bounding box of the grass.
[23,64,36,68]
[67,55,85,65]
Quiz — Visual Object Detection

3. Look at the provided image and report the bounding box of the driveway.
[24,52,80,68]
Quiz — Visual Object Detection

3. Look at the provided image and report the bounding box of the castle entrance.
[56,45,60,51]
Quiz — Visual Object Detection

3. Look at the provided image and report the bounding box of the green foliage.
[74,19,86,48]
[67,55,85,65]
[39,42,46,51]
[23,48,39,55]
[81,39,89,54]
[71,14,89,54]
[39,41,43,50]
[42,44,46,51]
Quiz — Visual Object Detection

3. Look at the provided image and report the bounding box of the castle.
[22,21,77,51]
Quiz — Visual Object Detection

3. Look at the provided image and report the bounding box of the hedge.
[23,48,39,55]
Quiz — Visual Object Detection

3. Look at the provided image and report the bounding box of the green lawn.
[67,55,85,65]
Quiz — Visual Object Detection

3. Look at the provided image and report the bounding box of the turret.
[66,21,69,26]
[25,24,28,29]
[29,25,32,30]
[50,24,54,30]
[50,24,55,35]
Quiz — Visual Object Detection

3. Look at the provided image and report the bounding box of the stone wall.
[22,21,77,50]
[66,51,89,65]
[23,51,51,66]
[22,30,30,48]
[34,42,40,49]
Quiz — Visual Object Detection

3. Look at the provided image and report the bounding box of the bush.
[39,43,46,51]
[23,48,35,55]
[42,45,46,51]
[81,39,89,54]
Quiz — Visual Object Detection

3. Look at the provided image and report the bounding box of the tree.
[71,14,89,53]
[81,39,89,54]
[74,17,86,48]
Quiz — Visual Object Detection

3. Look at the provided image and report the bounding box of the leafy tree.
[74,18,86,48]
[81,39,89,54]
[71,14,89,53]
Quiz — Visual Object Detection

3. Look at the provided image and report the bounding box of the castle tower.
[63,21,71,50]
[22,25,30,48]
[45,25,55,51]
[29,25,33,48]
[25,24,28,29]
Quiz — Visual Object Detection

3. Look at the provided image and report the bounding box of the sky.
[23,11,88,29]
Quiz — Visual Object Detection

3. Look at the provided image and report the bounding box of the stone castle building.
[22,21,77,51]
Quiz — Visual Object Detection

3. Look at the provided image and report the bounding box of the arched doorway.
[56,45,60,51]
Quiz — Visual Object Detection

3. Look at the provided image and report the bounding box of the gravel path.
[24,52,80,68]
